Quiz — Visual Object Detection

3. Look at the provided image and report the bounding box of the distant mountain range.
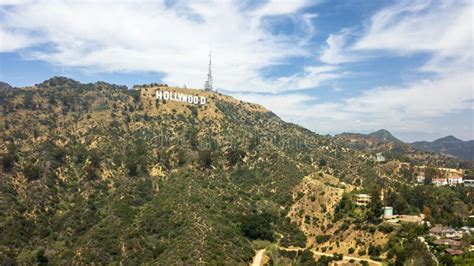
[336,129,473,161]
[411,136,474,160]
[335,129,412,156]
[0,81,12,90]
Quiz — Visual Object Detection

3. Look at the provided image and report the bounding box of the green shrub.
[316,234,331,244]
[240,212,274,241]
[23,163,42,181]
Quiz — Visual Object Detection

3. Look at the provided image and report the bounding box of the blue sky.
[0,0,472,141]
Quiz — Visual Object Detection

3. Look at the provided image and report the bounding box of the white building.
[417,175,425,183]
[464,179,474,187]
[383,207,394,219]
[448,176,464,186]
[375,153,386,162]
[433,178,447,186]
[355,194,371,206]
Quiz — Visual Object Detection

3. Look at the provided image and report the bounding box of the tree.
[423,207,432,223]
[24,162,43,181]
[319,158,327,167]
[36,249,48,265]
[368,189,383,224]
[227,148,245,166]
[1,144,18,172]
[424,167,437,185]
[334,192,354,219]
[240,212,274,241]
[1,153,15,172]
[198,150,213,169]
[368,245,382,257]
[399,166,414,182]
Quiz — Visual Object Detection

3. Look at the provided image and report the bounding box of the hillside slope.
[2,77,473,264]
[0,77,375,264]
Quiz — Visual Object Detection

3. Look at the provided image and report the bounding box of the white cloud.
[353,0,473,74]
[0,25,32,52]
[251,0,315,17]
[234,71,473,140]
[320,28,358,64]
[0,0,329,92]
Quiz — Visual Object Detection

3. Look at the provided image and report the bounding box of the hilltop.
[335,129,412,158]
[0,77,472,264]
[368,129,402,143]
[411,136,474,160]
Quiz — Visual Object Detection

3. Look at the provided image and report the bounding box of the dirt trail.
[279,246,383,266]
[250,249,265,266]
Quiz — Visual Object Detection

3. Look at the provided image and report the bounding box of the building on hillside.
[443,228,458,239]
[464,179,474,187]
[429,226,465,239]
[448,175,464,186]
[383,207,394,219]
[432,238,463,247]
[416,175,425,183]
[432,178,447,186]
[429,226,444,238]
[432,238,466,255]
[355,194,371,206]
[375,152,386,162]
[446,249,464,255]
[460,226,473,234]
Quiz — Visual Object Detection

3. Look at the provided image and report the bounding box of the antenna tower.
[204,50,213,91]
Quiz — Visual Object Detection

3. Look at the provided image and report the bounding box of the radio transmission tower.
[204,50,213,91]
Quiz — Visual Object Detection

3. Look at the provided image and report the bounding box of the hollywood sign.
[156,90,206,105]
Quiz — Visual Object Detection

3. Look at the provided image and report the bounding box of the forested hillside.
[0,77,357,264]
[0,77,472,264]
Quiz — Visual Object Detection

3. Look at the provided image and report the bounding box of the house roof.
[446,248,464,255]
[432,239,463,247]
[429,226,444,234]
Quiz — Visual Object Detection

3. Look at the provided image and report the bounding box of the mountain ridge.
[335,129,473,162]
[411,135,474,160]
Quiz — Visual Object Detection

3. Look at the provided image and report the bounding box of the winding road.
[250,246,382,266]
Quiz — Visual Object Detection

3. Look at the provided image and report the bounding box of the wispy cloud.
[353,0,473,74]
[0,0,330,92]
[320,28,359,64]
[238,0,473,140]
[234,71,473,140]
